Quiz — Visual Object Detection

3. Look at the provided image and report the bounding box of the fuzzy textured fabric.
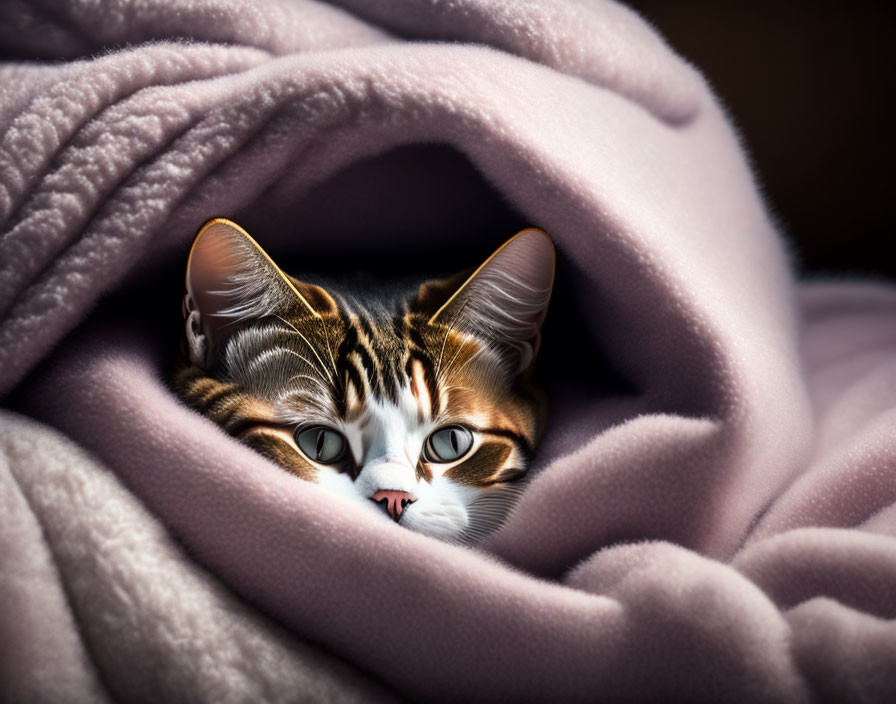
[2,1,895,702]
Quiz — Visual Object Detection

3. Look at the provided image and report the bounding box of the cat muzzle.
[371,490,417,523]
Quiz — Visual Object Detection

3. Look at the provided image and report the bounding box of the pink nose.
[371,490,416,523]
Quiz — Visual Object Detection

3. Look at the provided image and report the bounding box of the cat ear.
[183,218,335,369]
[424,228,555,375]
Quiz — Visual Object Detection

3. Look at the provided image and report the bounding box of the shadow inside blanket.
[30,144,637,474]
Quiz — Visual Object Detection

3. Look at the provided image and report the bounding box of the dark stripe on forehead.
[353,339,382,397]
[406,316,440,417]
[391,315,406,341]
[405,351,439,418]
[377,353,400,403]
[332,318,358,416]
[337,316,359,356]
[406,322,428,353]
[346,356,366,399]
[381,358,400,403]
[357,313,376,341]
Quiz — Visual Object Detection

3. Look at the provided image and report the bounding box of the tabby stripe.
[391,316,406,341]
[407,323,427,353]
[335,319,370,412]
[381,357,400,403]
[353,340,382,397]
[354,313,384,396]
[332,320,356,415]
[480,428,535,460]
[228,417,290,438]
[445,441,511,486]
[336,317,358,362]
[195,384,240,414]
[405,351,439,418]
[345,356,367,402]
[357,313,376,341]
[406,315,441,414]
[214,398,251,427]
[243,430,316,481]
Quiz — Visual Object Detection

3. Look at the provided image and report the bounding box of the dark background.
[628,0,894,280]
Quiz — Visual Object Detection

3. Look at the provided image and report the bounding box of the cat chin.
[400,478,472,543]
[400,509,468,543]
[313,466,493,543]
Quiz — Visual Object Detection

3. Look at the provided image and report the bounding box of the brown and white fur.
[173,218,554,543]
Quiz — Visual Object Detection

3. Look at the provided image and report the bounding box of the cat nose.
[371,490,417,523]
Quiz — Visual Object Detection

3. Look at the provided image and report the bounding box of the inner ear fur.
[417,228,555,374]
[183,217,336,368]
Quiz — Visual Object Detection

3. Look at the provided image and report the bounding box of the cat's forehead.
[293,311,504,416]
[223,308,507,421]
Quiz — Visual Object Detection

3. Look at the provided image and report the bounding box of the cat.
[173,218,554,543]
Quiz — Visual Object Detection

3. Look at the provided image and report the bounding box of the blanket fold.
[2,1,895,701]
[0,411,398,704]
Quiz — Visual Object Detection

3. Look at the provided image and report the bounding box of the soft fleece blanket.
[2,1,895,702]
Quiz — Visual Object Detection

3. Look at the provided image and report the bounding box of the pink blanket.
[2,1,895,701]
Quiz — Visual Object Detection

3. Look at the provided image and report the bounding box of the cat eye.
[295,426,347,464]
[424,425,474,463]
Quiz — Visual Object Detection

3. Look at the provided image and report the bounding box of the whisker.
[280,347,331,384]
[448,344,486,378]
[440,333,468,379]
[320,317,339,379]
[275,315,334,383]
[439,385,472,393]
[434,309,459,380]
[285,373,329,394]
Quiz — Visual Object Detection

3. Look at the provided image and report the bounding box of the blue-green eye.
[295,426,346,463]
[425,425,474,463]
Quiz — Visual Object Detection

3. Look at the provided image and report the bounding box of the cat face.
[174,219,554,543]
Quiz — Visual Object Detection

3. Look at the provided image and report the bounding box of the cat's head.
[178,218,554,543]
